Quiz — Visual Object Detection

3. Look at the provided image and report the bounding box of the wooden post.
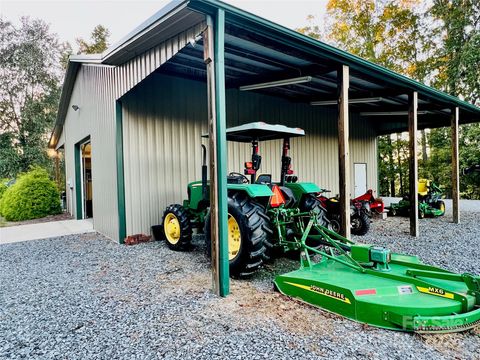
[203,11,229,297]
[451,107,460,224]
[337,65,350,238]
[408,92,419,237]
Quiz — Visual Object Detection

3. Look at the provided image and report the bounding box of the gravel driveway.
[1,212,479,359]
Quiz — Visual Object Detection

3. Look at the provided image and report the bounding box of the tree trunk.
[387,136,395,197]
[421,129,428,163]
[396,133,404,195]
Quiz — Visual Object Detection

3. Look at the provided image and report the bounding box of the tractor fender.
[227,184,273,198]
[284,182,321,202]
[186,182,272,211]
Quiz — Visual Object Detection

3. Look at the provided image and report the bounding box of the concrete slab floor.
[0,220,94,245]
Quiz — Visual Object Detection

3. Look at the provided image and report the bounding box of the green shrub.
[0,181,7,200]
[0,167,61,221]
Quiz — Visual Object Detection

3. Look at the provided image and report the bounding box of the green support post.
[74,142,82,220]
[214,8,229,296]
[116,101,127,244]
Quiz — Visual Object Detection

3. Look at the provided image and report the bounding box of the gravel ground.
[1,211,479,360]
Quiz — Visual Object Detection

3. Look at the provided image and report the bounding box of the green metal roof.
[50,0,480,147]
[189,0,480,113]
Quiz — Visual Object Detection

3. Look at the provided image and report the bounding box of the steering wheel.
[229,172,250,184]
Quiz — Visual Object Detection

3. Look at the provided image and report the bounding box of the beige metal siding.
[62,65,118,240]
[60,23,206,241]
[114,22,206,99]
[122,73,378,235]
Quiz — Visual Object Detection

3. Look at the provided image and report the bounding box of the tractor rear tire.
[434,200,446,216]
[161,204,192,251]
[204,192,271,278]
[351,212,370,236]
[297,194,331,250]
[299,194,330,228]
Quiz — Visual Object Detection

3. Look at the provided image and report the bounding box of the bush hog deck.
[274,218,480,333]
[160,122,480,333]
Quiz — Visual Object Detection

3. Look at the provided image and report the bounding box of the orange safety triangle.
[270,185,285,207]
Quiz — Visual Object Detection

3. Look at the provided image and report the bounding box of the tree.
[298,1,435,196]
[428,0,480,197]
[76,25,110,54]
[459,124,480,198]
[431,0,480,104]
[377,134,396,196]
[0,17,63,179]
[299,0,436,81]
[299,0,480,198]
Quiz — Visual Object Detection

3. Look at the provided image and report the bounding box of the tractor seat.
[418,179,429,196]
[256,174,272,185]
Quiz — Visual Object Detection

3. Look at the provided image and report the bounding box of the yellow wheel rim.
[164,213,181,245]
[228,214,241,261]
[440,203,445,212]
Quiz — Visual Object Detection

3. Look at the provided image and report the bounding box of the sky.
[0,0,328,49]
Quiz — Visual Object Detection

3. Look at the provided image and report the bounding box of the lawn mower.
[388,179,445,218]
[317,190,371,236]
[160,123,480,333]
[353,189,385,216]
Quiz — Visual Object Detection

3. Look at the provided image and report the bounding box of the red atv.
[317,189,371,236]
[353,189,384,216]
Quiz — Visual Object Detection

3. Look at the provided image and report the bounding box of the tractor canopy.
[203,122,305,142]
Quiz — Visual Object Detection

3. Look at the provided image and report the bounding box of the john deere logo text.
[416,286,454,299]
[284,282,351,304]
[310,285,346,301]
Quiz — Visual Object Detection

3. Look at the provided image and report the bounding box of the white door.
[354,163,367,198]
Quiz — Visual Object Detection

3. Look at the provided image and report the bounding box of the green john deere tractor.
[160,123,480,333]
[161,122,328,277]
[388,179,445,218]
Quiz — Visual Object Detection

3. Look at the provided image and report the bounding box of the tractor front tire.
[328,214,341,233]
[390,207,397,216]
[162,204,192,251]
[418,209,425,219]
[205,192,271,278]
[351,212,370,236]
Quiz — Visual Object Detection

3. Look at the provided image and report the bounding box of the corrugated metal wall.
[60,23,205,241]
[122,73,378,235]
[114,22,206,100]
[63,65,118,239]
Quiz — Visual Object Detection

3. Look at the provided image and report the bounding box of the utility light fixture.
[360,111,428,116]
[310,97,383,106]
[239,76,312,91]
[188,34,203,47]
[72,105,80,111]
